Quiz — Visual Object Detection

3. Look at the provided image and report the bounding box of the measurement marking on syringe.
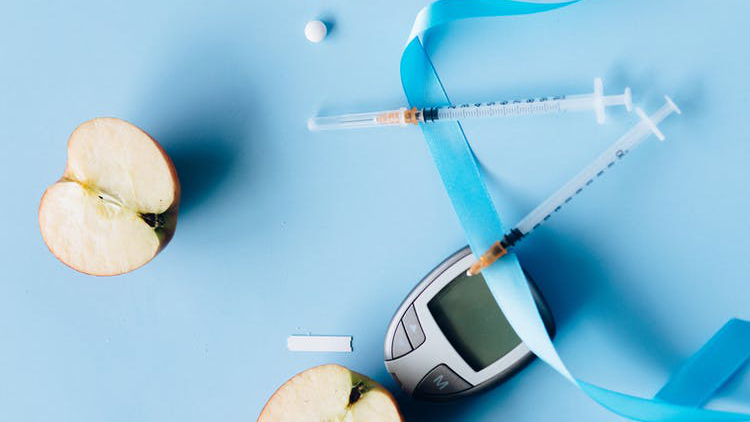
[525,151,629,236]
[437,100,564,120]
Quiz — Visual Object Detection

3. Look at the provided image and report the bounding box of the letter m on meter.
[433,374,449,390]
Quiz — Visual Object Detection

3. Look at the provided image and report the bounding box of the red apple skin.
[38,117,181,276]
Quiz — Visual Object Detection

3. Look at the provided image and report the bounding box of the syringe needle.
[467,96,682,276]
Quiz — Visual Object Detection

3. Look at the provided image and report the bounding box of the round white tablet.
[304,20,327,43]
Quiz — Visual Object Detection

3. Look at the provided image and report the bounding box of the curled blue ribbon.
[400,1,750,420]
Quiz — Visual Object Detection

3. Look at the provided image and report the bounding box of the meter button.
[391,322,412,359]
[402,304,425,348]
[414,364,472,396]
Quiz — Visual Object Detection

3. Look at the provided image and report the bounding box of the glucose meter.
[384,247,554,400]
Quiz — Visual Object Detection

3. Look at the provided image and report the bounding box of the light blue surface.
[402,1,750,420]
[1,0,749,421]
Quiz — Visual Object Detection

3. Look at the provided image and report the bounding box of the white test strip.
[287,335,353,352]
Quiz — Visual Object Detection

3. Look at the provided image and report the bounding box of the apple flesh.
[259,364,402,422]
[39,117,179,276]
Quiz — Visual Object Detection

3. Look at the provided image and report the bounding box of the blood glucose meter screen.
[428,272,522,371]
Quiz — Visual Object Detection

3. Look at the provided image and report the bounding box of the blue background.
[1,0,749,420]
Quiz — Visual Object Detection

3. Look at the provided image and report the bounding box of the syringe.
[308,78,632,131]
[466,96,681,276]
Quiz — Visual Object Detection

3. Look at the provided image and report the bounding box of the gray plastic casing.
[383,246,555,400]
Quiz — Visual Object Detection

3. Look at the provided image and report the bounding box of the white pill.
[304,20,327,43]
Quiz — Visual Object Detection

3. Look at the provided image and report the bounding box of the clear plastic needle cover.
[308,78,632,131]
[307,107,417,131]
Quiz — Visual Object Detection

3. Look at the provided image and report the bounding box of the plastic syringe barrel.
[434,80,631,124]
[515,96,681,235]
[435,100,564,121]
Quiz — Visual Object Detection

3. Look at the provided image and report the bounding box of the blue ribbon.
[656,318,750,408]
[400,1,750,420]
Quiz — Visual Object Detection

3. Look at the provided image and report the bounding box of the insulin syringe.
[308,78,631,131]
[466,96,681,276]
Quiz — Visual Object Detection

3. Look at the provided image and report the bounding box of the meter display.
[428,272,522,371]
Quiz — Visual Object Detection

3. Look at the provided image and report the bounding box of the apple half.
[39,117,180,276]
[259,364,402,422]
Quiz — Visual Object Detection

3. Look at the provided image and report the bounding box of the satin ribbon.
[400,1,750,420]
